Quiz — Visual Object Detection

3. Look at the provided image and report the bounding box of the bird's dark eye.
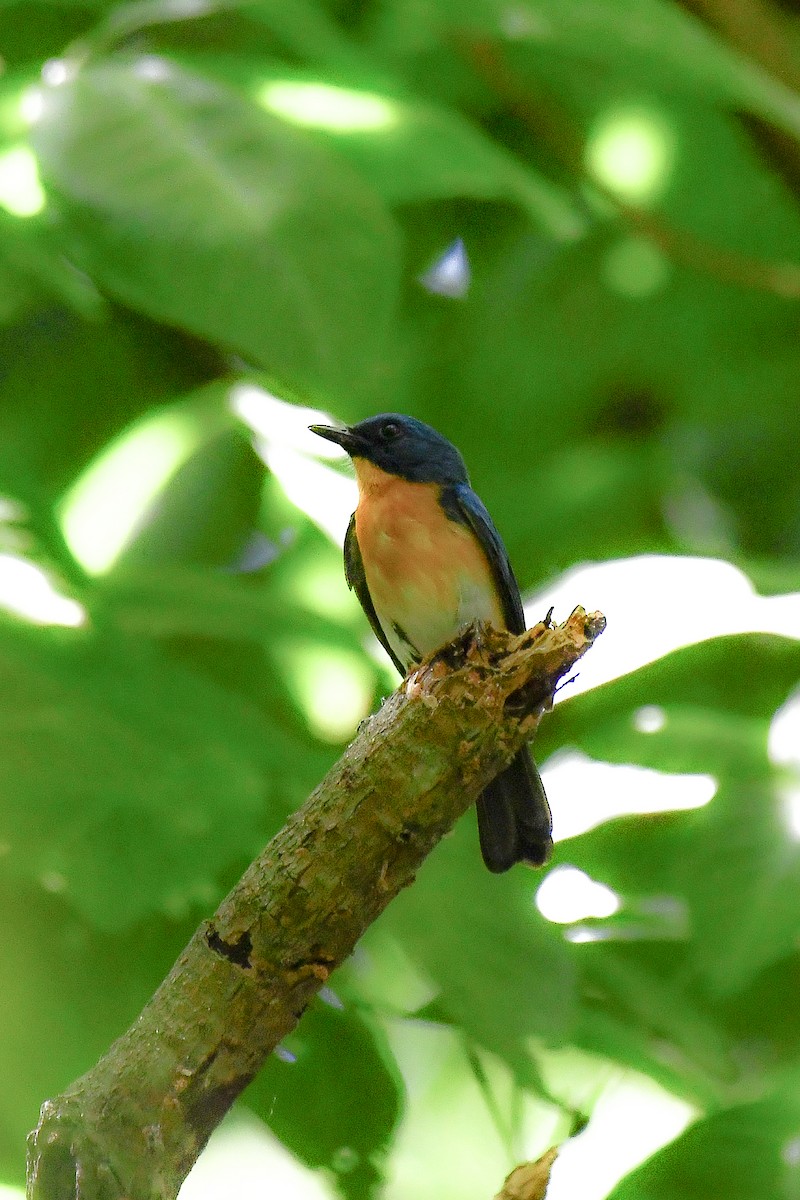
[380,421,401,441]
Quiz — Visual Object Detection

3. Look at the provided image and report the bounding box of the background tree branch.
[678,0,800,207]
[26,608,605,1200]
[463,32,800,298]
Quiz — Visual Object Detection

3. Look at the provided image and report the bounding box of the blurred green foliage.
[2,0,800,1196]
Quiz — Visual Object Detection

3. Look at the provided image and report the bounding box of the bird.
[309,412,552,873]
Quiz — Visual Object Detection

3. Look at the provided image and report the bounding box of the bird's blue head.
[310,413,469,485]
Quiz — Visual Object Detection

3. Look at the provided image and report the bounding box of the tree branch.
[494,1147,559,1200]
[678,0,800,210]
[681,0,800,96]
[26,608,605,1200]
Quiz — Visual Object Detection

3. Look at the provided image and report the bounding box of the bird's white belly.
[375,571,502,669]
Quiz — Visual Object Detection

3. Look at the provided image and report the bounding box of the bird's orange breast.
[353,459,503,665]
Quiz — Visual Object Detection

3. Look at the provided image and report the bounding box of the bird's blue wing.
[344,512,406,675]
[442,484,526,634]
[444,485,552,870]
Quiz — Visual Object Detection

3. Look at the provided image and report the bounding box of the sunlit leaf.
[199,59,585,236]
[31,57,401,400]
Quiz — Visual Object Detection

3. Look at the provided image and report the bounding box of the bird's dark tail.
[476,746,553,873]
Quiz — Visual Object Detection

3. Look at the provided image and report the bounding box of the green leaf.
[714,951,800,1075]
[607,1090,800,1200]
[31,56,401,401]
[572,943,737,1105]
[578,703,769,777]
[0,622,297,930]
[379,817,578,1091]
[179,56,584,237]
[0,877,195,1187]
[118,426,264,569]
[675,774,800,998]
[0,212,106,322]
[432,199,800,574]
[543,635,800,756]
[90,0,374,74]
[544,637,800,995]
[95,565,366,650]
[0,307,216,549]
[554,772,800,1001]
[245,999,403,1199]
[572,995,718,1107]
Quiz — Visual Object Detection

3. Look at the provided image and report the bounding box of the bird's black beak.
[309,424,363,456]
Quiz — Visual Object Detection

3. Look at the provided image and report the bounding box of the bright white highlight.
[0,497,27,522]
[260,445,356,546]
[133,56,174,83]
[633,705,667,733]
[234,384,356,544]
[59,412,200,574]
[0,145,45,216]
[535,865,620,924]
[41,58,73,86]
[769,692,800,841]
[544,1068,697,1200]
[783,1136,800,1167]
[19,87,46,124]
[542,749,717,842]
[230,384,347,461]
[528,555,800,701]
[179,1114,332,1200]
[780,783,800,841]
[418,238,471,298]
[565,926,607,944]
[258,80,397,132]
[0,554,85,627]
[586,108,675,203]
[769,690,800,768]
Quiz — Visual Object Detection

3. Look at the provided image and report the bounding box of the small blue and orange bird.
[310,413,552,872]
